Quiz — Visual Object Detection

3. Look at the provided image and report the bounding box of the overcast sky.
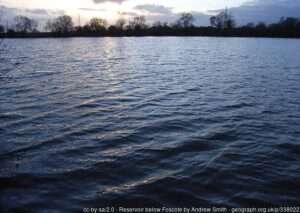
[0,0,248,12]
[0,0,300,27]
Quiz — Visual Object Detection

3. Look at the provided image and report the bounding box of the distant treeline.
[1,10,300,38]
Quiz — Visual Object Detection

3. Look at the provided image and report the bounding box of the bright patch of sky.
[0,0,249,14]
[1,0,299,27]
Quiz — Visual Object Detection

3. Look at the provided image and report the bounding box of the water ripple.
[1,37,300,211]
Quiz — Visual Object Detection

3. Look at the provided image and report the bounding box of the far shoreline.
[1,33,300,39]
[2,14,300,40]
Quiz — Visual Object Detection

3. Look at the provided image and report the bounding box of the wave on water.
[1,37,300,212]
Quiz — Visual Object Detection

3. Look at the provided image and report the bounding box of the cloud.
[118,11,138,17]
[133,4,210,26]
[134,4,173,15]
[190,12,211,26]
[93,0,127,4]
[78,8,106,12]
[245,0,300,8]
[0,5,65,28]
[0,5,64,18]
[222,0,300,25]
[24,8,49,15]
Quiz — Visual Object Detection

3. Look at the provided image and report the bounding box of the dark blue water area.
[0,37,300,212]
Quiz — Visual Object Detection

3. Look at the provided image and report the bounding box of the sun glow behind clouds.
[76,3,125,24]
[1,0,125,21]
[1,0,250,25]
[2,0,250,13]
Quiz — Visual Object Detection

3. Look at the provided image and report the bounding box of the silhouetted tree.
[128,16,147,30]
[0,10,3,50]
[14,16,38,33]
[210,9,235,29]
[81,24,91,33]
[0,9,3,33]
[115,18,126,30]
[45,15,74,33]
[89,18,107,32]
[279,17,299,30]
[152,21,169,28]
[176,13,195,28]
[2,11,300,38]
[7,29,15,34]
[74,26,83,33]
[255,22,267,31]
[297,20,300,29]
[107,25,118,34]
[268,17,300,36]
[152,21,163,28]
[150,21,171,35]
[245,22,255,28]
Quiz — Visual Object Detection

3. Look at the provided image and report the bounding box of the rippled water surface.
[1,37,300,211]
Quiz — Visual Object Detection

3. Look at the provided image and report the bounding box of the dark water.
[1,37,300,212]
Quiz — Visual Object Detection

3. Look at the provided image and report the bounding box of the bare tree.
[0,11,4,33]
[176,13,195,28]
[255,22,267,31]
[128,16,147,30]
[0,8,3,29]
[14,16,38,33]
[45,15,74,33]
[0,9,4,51]
[210,9,235,29]
[115,18,126,30]
[89,17,107,32]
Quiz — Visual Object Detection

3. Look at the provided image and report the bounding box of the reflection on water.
[1,37,300,211]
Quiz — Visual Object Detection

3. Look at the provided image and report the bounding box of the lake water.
[1,37,300,212]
